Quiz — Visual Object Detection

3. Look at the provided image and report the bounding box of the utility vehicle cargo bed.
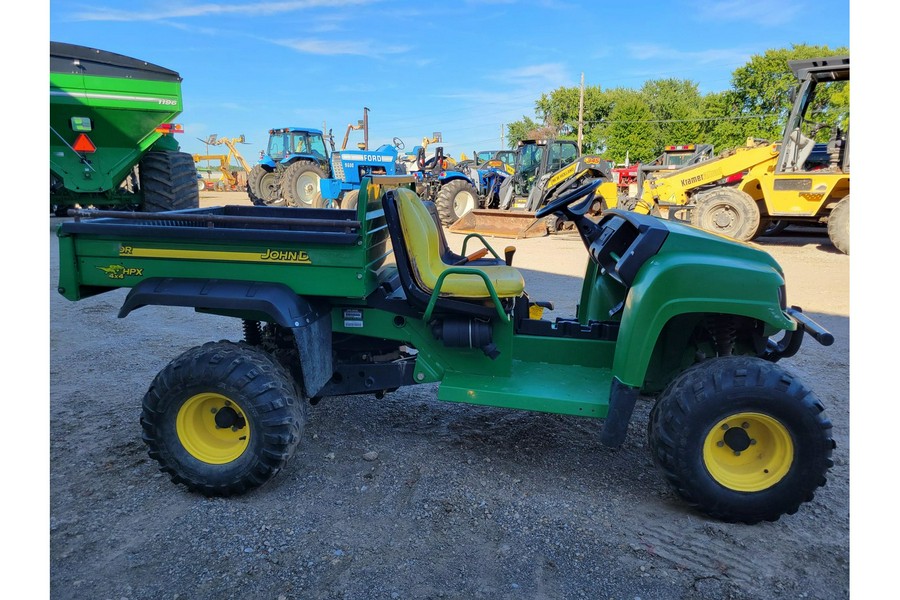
[57,204,394,301]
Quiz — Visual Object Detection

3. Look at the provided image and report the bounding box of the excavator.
[448,137,617,238]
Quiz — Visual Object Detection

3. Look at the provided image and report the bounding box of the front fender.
[612,252,793,388]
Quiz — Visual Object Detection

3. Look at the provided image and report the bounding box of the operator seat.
[393,188,524,299]
[421,201,508,267]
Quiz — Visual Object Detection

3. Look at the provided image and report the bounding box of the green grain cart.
[50,42,199,216]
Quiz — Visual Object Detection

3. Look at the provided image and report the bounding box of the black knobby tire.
[140,151,200,212]
[647,356,834,524]
[248,164,280,206]
[141,341,307,496]
[761,220,790,236]
[436,179,479,225]
[827,195,849,255]
[341,189,360,210]
[690,187,761,242]
[283,161,326,208]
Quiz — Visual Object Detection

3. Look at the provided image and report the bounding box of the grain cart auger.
[449,138,617,238]
[57,174,837,524]
[50,42,199,215]
[627,56,849,253]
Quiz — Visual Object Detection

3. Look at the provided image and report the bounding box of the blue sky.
[48,0,850,162]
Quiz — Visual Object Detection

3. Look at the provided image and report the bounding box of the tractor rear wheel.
[141,341,306,496]
[283,161,326,208]
[828,195,849,254]
[691,187,761,242]
[140,151,200,212]
[436,179,479,225]
[248,164,279,206]
[647,355,834,524]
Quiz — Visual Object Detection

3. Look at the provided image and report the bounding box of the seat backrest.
[395,188,446,291]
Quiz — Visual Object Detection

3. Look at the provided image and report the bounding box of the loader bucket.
[447,209,548,238]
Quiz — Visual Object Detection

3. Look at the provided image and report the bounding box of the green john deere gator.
[50,41,199,216]
[56,175,836,524]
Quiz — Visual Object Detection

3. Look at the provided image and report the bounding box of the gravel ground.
[48,192,850,600]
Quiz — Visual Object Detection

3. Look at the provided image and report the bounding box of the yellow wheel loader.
[628,56,849,253]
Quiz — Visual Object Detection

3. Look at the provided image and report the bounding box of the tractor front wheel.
[648,356,834,524]
[248,164,280,206]
[140,151,200,212]
[436,179,479,225]
[141,341,306,496]
[828,195,849,255]
[283,162,326,208]
[340,189,360,210]
[691,187,761,242]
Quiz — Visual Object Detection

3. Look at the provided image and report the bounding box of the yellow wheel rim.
[702,412,793,492]
[176,393,250,464]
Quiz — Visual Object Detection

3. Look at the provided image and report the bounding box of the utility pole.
[577,72,584,154]
[500,123,505,149]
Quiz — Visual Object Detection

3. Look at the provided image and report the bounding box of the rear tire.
[283,161,326,208]
[140,151,200,212]
[648,356,834,524]
[828,195,849,254]
[141,341,306,496]
[436,179,479,225]
[690,187,760,242]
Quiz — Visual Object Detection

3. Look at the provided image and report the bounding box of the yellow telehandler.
[628,56,849,253]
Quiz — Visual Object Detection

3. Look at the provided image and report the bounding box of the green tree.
[640,78,702,146]
[603,93,657,164]
[535,85,614,151]
[730,44,849,141]
[700,90,754,152]
[505,116,541,148]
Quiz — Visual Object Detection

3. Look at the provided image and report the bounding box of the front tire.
[690,187,761,242]
[140,151,200,212]
[248,164,280,206]
[436,179,479,225]
[648,356,834,524]
[828,195,849,254]
[141,341,306,496]
[340,189,360,210]
[283,161,326,208]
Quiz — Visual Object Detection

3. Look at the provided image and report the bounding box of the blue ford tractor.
[248,110,405,209]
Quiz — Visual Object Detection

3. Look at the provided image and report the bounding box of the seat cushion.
[395,188,524,299]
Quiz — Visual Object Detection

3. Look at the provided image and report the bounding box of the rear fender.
[118,278,332,396]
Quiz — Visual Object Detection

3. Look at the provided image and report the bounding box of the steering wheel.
[534,179,603,220]
[393,137,405,150]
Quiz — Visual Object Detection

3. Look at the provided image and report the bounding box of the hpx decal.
[97,264,143,279]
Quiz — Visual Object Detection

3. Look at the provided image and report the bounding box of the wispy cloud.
[627,43,751,66]
[273,38,409,57]
[689,0,804,27]
[71,0,379,22]
[491,63,572,89]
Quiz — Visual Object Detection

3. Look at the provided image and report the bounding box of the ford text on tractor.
[50,42,199,216]
[57,175,837,524]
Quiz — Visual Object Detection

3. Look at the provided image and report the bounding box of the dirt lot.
[49,191,849,600]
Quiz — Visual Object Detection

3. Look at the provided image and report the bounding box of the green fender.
[611,251,793,388]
